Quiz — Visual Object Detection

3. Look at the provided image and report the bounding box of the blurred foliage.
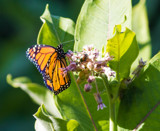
[0,0,83,131]
[0,0,160,131]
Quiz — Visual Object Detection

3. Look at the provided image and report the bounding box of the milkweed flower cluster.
[61,45,115,110]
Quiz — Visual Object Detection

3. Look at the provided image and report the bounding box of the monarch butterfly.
[26,44,71,95]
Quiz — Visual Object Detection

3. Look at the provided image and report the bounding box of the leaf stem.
[109,101,117,131]
[101,74,117,131]
[71,72,98,131]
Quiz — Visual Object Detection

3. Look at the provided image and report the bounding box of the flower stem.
[101,74,117,131]
[109,101,117,131]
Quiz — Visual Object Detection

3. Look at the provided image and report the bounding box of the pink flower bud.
[84,83,92,92]
[66,62,77,71]
[97,103,106,110]
[87,62,94,70]
[93,48,99,59]
[83,45,93,52]
[132,58,146,76]
[102,67,115,79]
[66,50,73,58]
[59,62,77,77]
[94,93,106,110]
[87,76,95,83]
[80,64,86,69]
[71,55,77,61]
[102,52,113,62]
[94,62,104,72]
[139,58,146,67]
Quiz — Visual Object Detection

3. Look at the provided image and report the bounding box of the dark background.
[0,0,159,130]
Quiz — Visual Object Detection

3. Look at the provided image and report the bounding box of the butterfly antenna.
[62,39,74,44]
[51,16,61,44]
[62,39,75,50]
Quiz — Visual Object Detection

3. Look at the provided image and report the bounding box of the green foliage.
[74,0,132,52]
[34,104,82,131]
[6,0,160,131]
[7,74,61,117]
[38,4,75,52]
[106,25,139,81]
[118,52,160,130]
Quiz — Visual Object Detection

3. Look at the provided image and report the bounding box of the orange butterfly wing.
[26,44,56,91]
[45,54,71,95]
[26,44,56,73]
[26,44,71,94]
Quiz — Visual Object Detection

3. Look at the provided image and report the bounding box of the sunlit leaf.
[74,0,132,52]
[34,104,82,131]
[106,25,139,81]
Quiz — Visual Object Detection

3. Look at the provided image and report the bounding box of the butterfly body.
[26,44,71,95]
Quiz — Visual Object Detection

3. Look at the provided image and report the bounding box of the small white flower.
[102,67,115,79]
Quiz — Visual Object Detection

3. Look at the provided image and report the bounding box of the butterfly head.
[56,44,65,58]
[57,44,63,49]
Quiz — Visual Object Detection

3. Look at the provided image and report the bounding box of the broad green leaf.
[118,52,160,130]
[7,74,62,118]
[74,0,132,52]
[106,25,139,81]
[34,104,82,131]
[131,0,151,70]
[37,4,75,52]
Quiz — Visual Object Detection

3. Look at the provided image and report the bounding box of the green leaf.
[55,73,109,130]
[131,0,152,70]
[74,0,132,52]
[7,74,62,118]
[37,4,75,52]
[106,25,139,81]
[34,104,82,131]
[67,119,81,131]
[118,52,160,130]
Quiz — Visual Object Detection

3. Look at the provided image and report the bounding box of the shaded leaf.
[74,0,132,52]
[118,52,160,130]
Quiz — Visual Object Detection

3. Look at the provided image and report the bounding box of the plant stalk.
[109,100,117,131]
[101,74,117,131]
